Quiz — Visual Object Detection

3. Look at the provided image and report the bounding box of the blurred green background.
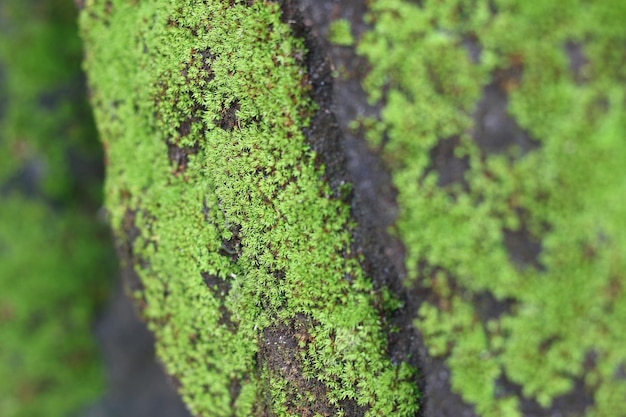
[0,0,115,415]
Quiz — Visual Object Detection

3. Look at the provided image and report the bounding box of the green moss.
[79,1,419,416]
[359,0,626,416]
[328,19,355,47]
[0,1,113,416]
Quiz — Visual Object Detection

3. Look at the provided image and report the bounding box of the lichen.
[358,0,626,416]
[0,0,113,416]
[79,1,419,416]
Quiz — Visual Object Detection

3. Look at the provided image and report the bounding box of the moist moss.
[0,0,112,416]
[359,1,626,416]
[79,1,419,416]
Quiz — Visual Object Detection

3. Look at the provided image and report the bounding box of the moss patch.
[328,19,355,47]
[79,1,419,416]
[359,1,626,416]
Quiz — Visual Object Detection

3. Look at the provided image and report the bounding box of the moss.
[0,0,113,416]
[359,0,626,416]
[328,19,355,47]
[79,1,419,416]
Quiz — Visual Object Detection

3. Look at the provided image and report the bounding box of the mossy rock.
[79,0,626,416]
[79,1,418,416]
[357,1,626,416]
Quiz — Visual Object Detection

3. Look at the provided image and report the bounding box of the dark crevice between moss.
[472,79,539,155]
[230,0,255,7]
[201,271,237,331]
[496,372,595,417]
[338,399,369,417]
[471,65,549,275]
[190,48,216,80]
[462,34,482,64]
[565,41,589,84]
[277,0,351,197]
[177,107,206,138]
[219,223,243,263]
[425,136,470,190]
[215,99,241,131]
[228,379,242,411]
[167,140,200,174]
[502,227,544,271]
[258,317,361,417]
[160,47,216,174]
[473,291,517,323]
[418,262,518,329]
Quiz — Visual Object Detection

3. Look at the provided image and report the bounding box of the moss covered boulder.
[79,0,418,416]
[356,1,626,416]
[78,0,626,416]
